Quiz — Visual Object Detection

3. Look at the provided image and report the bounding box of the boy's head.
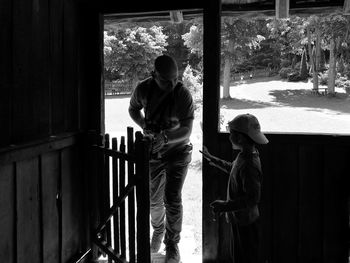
[227,114,268,149]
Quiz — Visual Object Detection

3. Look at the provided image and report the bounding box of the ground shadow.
[269,89,350,114]
[105,94,132,99]
[227,75,282,86]
[220,97,275,110]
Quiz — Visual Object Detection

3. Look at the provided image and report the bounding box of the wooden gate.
[89,127,151,263]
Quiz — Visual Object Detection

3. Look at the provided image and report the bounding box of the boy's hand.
[200,145,213,162]
[210,200,227,213]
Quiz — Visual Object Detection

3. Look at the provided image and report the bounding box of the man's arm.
[128,106,146,129]
[164,118,193,144]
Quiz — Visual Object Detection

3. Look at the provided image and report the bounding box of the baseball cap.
[227,114,269,144]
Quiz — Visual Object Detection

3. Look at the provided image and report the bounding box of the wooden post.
[169,11,183,24]
[88,131,103,260]
[127,127,136,263]
[111,137,120,254]
[119,136,127,259]
[103,134,112,262]
[344,0,350,15]
[276,0,289,19]
[135,132,150,263]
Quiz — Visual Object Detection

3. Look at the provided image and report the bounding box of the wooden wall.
[0,0,94,262]
[207,134,350,263]
[0,134,89,263]
[0,0,88,148]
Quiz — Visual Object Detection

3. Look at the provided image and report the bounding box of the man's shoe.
[165,244,180,263]
[150,232,164,253]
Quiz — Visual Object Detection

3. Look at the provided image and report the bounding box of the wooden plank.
[0,0,12,147]
[323,146,349,263]
[12,0,35,143]
[0,132,80,166]
[103,134,112,261]
[112,138,120,253]
[119,137,127,259]
[257,143,273,263]
[61,147,82,262]
[12,0,50,143]
[30,0,50,137]
[298,145,323,263]
[0,164,15,263]
[63,0,78,132]
[271,143,298,263]
[89,133,103,260]
[202,0,221,261]
[127,127,136,262]
[50,0,64,134]
[135,132,150,263]
[344,0,350,14]
[16,157,41,263]
[41,151,60,263]
[79,8,104,133]
[276,0,289,18]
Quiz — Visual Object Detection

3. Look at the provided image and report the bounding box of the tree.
[300,48,308,79]
[162,21,193,77]
[305,16,319,91]
[104,25,168,87]
[182,20,204,77]
[220,17,264,98]
[320,14,350,94]
[267,17,305,65]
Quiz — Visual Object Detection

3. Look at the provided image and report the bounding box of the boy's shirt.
[226,151,262,225]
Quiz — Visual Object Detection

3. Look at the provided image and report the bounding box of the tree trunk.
[307,26,318,91]
[132,74,139,92]
[328,38,336,94]
[223,39,234,99]
[223,55,231,99]
[316,25,321,72]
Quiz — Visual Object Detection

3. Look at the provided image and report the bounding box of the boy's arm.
[209,155,232,174]
[201,146,232,174]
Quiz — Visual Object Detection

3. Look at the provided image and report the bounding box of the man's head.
[153,55,178,92]
[227,113,268,149]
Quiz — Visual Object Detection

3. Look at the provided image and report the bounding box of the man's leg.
[164,151,191,262]
[150,160,166,252]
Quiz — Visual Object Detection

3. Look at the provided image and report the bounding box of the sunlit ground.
[220,76,350,135]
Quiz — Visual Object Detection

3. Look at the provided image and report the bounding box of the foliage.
[221,17,265,67]
[287,72,302,82]
[182,22,203,56]
[162,22,193,76]
[267,17,305,58]
[104,26,168,82]
[182,64,202,104]
[182,20,203,72]
[280,59,292,68]
[279,67,295,79]
[318,72,328,86]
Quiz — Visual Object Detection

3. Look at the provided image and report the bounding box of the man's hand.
[151,131,167,154]
[210,200,227,213]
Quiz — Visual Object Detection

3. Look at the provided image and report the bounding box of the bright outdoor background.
[104,12,350,262]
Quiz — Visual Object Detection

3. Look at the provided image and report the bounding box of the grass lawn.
[105,76,350,262]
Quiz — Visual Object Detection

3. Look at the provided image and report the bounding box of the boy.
[201,113,268,263]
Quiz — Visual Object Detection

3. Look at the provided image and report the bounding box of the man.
[129,54,194,263]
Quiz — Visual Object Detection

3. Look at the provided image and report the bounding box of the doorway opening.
[103,10,203,263]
